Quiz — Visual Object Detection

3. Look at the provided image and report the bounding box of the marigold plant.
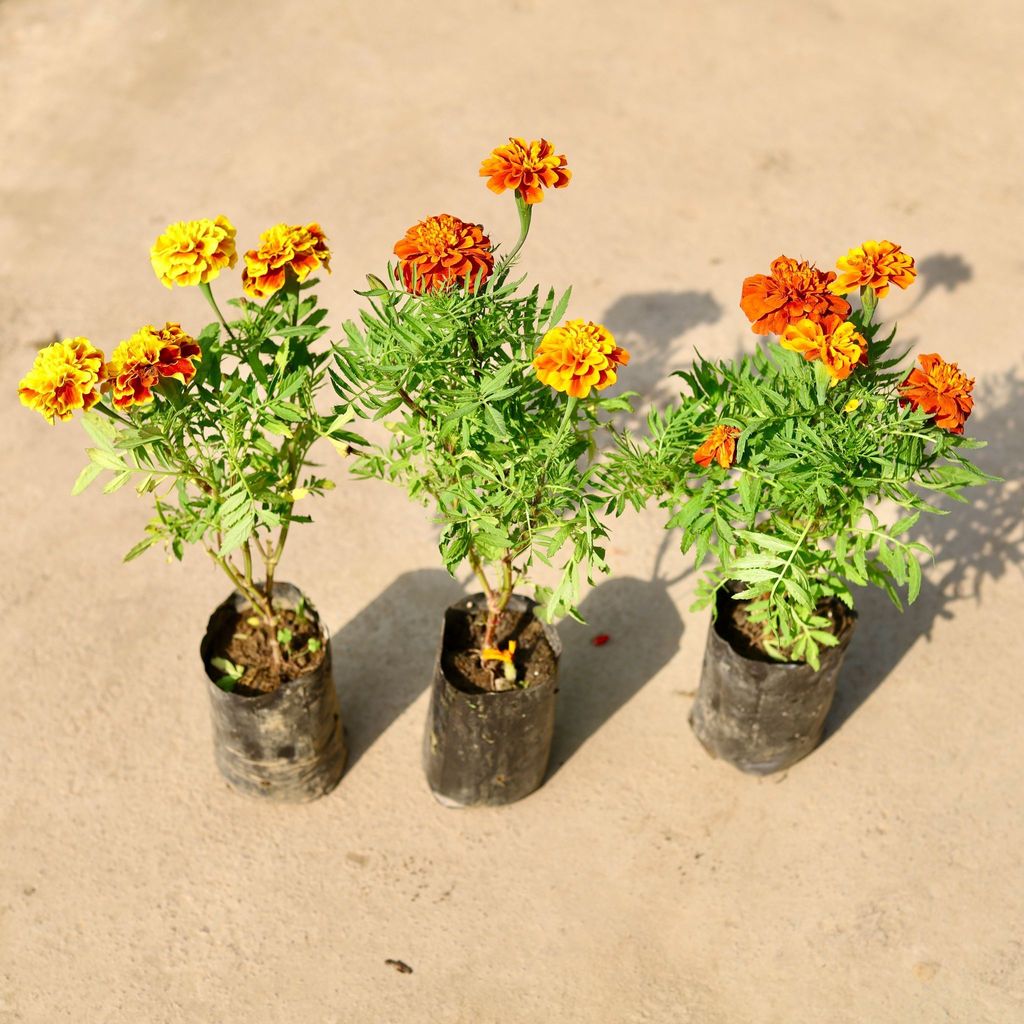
[605,241,993,666]
[18,216,361,688]
[332,140,628,679]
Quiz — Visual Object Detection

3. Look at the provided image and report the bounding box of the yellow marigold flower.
[105,323,201,409]
[831,240,917,297]
[394,214,493,295]
[693,425,741,469]
[843,398,861,413]
[241,222,331,300]
[533,319,630,399]
[151,216,237,289]
[480,137,571,204]
[18,337,106,424]
[781,317,867,382]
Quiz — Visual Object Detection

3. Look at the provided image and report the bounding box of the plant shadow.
[903,252,973,313]
[330,568,463,771]
[824,361,1024,738]
[602,289,722,427]
[548,542,688,777]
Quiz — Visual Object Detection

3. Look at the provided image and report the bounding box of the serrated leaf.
[71,462,103,496]
[103,470,133,494]
[907,554,922,603]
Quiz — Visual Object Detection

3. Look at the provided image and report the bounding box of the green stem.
[501,192,533,265]
[199,282,237,342]
[204,544,267,614]
[860,284,877,326]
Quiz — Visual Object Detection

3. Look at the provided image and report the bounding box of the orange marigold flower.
[740,255,851,336]
[151,216,237,289]
[479,137,571,205]
[693,425,741,469]
[105,323,201,410]
[18,338,106,424]
[241,222,331,300]
[832,239,917,297]
[899,353,974,434]
[533,319,630,399]
[780,317,867,382]
[393,213,493,295]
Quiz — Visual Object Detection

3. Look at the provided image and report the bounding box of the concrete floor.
[2,1,1023,1021]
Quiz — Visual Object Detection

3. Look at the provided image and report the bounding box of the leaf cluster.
[332,261,629,621]
[603,308,994,665]
[75,280,363,572]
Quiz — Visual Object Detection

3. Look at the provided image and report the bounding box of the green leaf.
[80,411,118,451]
[86,448,127,471]
[123,534,160,563]
[103,470,133,494]
[736,530,793,553]
[907,554,922,603]
[218,511,255,556]
[71,463,103,496]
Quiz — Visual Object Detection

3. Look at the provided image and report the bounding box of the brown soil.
[715,589,853,664]
[211,605,327,696]
[441,605,557,693]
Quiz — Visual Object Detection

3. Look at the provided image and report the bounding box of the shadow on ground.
[548,541,688,777]
[330,569,463,770]
[825,362,1024,738]
[602,289,722,426]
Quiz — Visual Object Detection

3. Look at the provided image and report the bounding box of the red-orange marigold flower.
[479,137,571,205]
[105,323,201,410]
[780,317,867,382]
[898,353,974,434]
[740,255,851,336]
[694,425,741,470]
[394,213,494,294]
[241,222,331,300]
[533,319,630,399]
[18,338,107,424]
[832,240,917,298]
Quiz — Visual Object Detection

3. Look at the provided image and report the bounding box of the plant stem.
[199,282,237,342]
[469,549,503,650]
[860,284,877,326]
[501,192,533,266]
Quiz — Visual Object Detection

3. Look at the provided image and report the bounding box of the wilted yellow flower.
[533,319,630,398]
[105,323,201,409]
[241,222,331,300]
[831,240,916,297]
[481,641,517,683]
[18,338,106,424]
[843,398,861,413]
[151,216,237,289]
[481,640,516,665]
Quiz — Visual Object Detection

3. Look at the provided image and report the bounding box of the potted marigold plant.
[17,216,363,801]
[605,240,992,773]
[332,137,630,806]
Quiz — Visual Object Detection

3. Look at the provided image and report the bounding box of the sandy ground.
[2,1,1023,1021]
